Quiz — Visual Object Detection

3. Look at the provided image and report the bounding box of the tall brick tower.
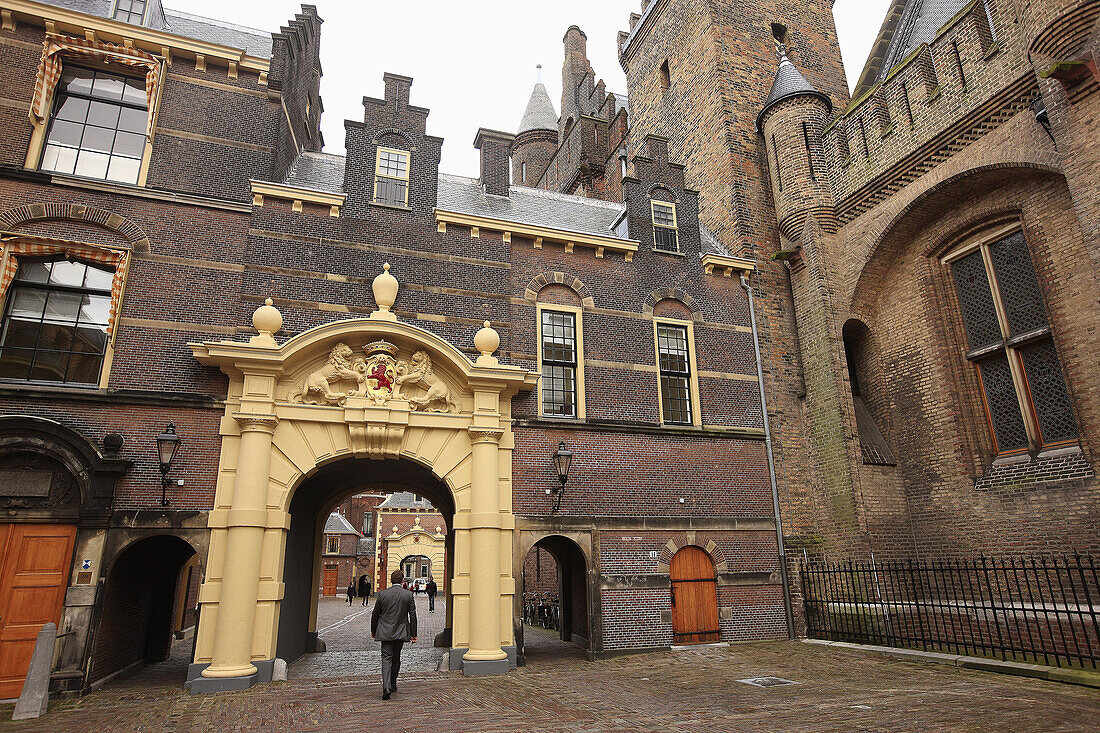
[511,68,559,188]
[618,1,859,555]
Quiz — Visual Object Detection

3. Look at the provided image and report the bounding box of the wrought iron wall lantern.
[156,423,182,506]
[548,440,572,513]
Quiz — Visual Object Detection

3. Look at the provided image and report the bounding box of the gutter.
[741,272,795,640]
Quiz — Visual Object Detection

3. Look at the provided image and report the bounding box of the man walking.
[425,576,437,613]
[371,569,417,700]
[358,574,371,606]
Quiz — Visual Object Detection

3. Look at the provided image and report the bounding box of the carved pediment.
[282,338,463,413]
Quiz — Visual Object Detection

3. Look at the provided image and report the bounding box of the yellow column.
[202,414,278,679]
[462,427,507,665]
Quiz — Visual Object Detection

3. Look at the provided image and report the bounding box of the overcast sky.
[181,0,892,178]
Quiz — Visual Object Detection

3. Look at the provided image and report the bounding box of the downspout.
[741,272,795,640]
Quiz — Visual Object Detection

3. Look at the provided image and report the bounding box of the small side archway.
[518,533,591,651]
[88,534,198,687]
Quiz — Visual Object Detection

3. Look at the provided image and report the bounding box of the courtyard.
[3,620,1097,732]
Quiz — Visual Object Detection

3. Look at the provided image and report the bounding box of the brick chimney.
[474,128,515,197]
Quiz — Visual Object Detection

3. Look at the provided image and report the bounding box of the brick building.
[0,0,1095,699]
[318,512,360,596]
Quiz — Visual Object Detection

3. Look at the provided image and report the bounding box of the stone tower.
[511,68,559,188]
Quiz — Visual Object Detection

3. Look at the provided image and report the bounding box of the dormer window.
[374,147,409,207]
[112,0,147,24]
[651,200,679,252]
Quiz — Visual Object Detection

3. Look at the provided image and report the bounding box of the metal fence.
[801,554,1100,669]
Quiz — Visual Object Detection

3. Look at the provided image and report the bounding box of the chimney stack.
[474,128,516,197]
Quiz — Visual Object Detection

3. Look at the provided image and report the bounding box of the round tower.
[511,66,559,188]
[757,46,835,242]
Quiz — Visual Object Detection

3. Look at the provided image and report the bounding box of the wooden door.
[0,523,76,699]
[670,545,720,644]
[322,565,338,597]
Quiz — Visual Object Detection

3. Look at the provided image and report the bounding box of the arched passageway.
[521,535,589,658]
[89,535,197,686]
[277,457,455,667]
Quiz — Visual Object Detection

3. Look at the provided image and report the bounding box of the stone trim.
[524,272,595,309]
[0,203,150,252]
[642,287,703,323]
[657,534,729,573]
[975,449,1094,491]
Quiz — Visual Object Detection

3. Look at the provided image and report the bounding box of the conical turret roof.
[757,45,831,131]
[517,68,558,134]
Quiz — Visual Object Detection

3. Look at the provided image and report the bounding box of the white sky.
[181,0,892,178]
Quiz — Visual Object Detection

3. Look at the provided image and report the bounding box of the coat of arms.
[360,340,399,405]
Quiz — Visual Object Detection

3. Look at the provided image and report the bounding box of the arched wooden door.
[670,545,719,644]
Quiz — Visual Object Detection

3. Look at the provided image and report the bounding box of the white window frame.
[651,200,680,253]
[536,302,585,420]
[653,316,701,427]
[373,146,410,207]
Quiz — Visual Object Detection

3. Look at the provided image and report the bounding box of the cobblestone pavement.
[4,636,1098,732]
[289,595,448,679]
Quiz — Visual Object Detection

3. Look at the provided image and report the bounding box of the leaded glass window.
[949,229,1078,454]
[0,259,114,385]
[374,147,409,206]
[540,310,577,418]
[657,323,693,425]
[40,67,148,184]
[112,0,146,23]
[652,200,679,252]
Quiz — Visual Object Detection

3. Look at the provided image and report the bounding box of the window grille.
[112,0,146,23]
[0,259,114,385]
[949,229,1077,453]
[657,323,693,425]
[325,536,339,554]
[41,67,148,184]
[540,310,577,418]
[651,200,679,252]
[374,147,409,206]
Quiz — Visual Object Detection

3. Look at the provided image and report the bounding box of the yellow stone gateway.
[186,265,537,691]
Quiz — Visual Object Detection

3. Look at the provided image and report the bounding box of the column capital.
[233,413,279,433]
[467,427,504,445]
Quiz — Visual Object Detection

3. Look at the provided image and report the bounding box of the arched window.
[944,225,1078,455]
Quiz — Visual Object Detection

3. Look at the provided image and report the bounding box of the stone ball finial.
[371,263,399,321]
[251,297,282,345]
[474,320,500,366]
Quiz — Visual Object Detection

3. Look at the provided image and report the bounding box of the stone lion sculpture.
[290,343,364,405]
[395,350,456,412]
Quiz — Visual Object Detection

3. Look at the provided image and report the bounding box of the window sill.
[370,201,412,211]
[652,248,685,257]
[513,416,763,439]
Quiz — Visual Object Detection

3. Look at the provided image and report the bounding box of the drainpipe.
[741,272,795,640]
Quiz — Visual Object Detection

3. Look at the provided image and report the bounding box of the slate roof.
[324,512,362,535]
[283,152,346,192]
[276,157,634,244]
[871,0,972,86]
[437,173,632,243]
[41,1,273,58]
[379,492,435,510]
[517,82,558,134]
[757,48,831,130]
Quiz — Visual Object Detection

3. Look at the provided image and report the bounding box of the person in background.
[346,580,356,606]
[358,574,371,606]
[425,576,438,613]
[371,569,417,700]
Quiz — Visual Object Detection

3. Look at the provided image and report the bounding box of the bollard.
[12,622,56,721]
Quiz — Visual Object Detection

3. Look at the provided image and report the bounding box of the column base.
[185,660,274,694]
[450,646,517,675]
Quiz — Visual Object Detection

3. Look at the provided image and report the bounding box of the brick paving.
[3,636,1098,732]
[289,595,448,678]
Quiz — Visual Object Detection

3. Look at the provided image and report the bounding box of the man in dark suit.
[371,569,417,699]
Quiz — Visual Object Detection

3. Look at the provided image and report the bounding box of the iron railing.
[801,554,1100,669]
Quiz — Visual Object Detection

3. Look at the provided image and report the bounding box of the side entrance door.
[322,565,338,596]
[0,523,76,699]
[670,545,720,645]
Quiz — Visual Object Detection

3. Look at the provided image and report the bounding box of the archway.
[277,458,455,667]
[187,284,537,692]
[88,535,197,687]
[669,545,719,645]
[520,535,589,659]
